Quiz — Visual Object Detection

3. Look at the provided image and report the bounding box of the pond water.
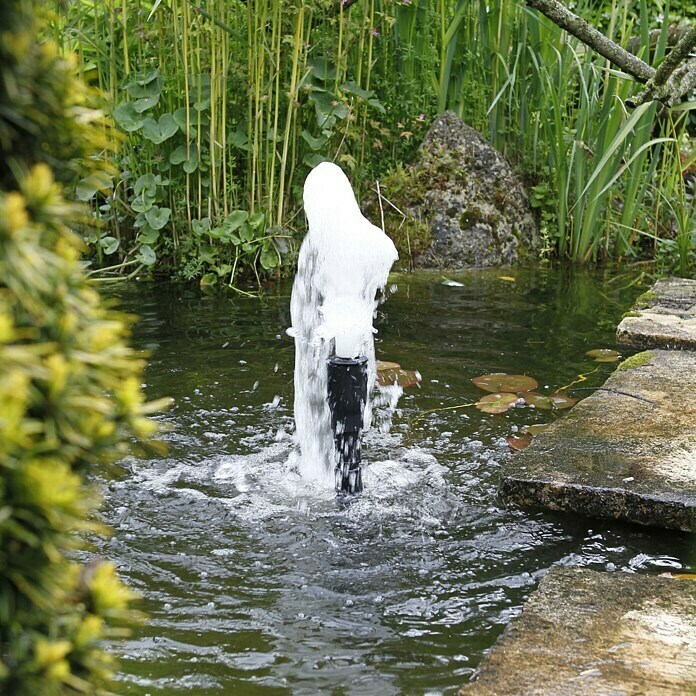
[98,267,694,695]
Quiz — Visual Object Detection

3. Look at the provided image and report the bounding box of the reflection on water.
[96,267,693,695]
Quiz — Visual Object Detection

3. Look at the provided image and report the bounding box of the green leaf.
[169,144,188,165]
[585,348,621,363]
[303,152,329,168]
[137,244,156,266]
[248,212,265,230]
[523,392,577,411]
[125,72,162,98]
[228,126,250,151]
[137,226,159,245]
[76,171,113,201]
[191,218,210,235]
[341,80,372,100]
[141,114,179,144]
[475,392,519,414]
[113,102,144,132]
[260,248,278,270]
[144,206,171,230]
[301,130,328,150]
[183,149,199,173]
[133,94,160,113]
[223,210,248,232]
[472,373,539,393]
[99,236,119,254]
[134,173,157,197]
[200,273,218,288]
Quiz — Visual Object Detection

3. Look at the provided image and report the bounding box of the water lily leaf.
[142,114,179,144]
[524,392,576,410]
[507,433,532,451]
[521,423,550,435]
[113,102,144,132]
[376,360,421,389]
[475,392,518,414]
[586,348,621,362]
[472,373,538,393]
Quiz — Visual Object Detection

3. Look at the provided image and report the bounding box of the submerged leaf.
[472,373,538,393]
[521,423,550,435]
[586,348,621,363]
[475,392,518,414]
[507,433,532,451]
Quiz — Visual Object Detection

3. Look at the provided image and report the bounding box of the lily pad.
[523,392,577,410]
[507,433,532,451]
[376,360,421,389]
[472,373,538,393]
[586,348,621,363]
[521,423,550,435]
[475,392,519,414]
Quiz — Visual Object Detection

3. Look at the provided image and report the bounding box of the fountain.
[289,162,398,492]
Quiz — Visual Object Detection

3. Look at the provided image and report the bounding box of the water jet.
[289,162,397,493]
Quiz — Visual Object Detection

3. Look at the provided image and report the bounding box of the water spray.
[290,162,398,494]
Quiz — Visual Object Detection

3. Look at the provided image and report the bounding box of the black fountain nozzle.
[327,355,368,495]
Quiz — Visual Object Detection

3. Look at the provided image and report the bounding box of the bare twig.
[525,0,655,83]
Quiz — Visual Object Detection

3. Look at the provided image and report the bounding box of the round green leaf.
[586,348,621,363]
[521,423,550,435]
[142,114,179,144]
[144,206,171,230]
[76,171,113,201]
[260,248,279,270]
[113,102,144,132]
[472,373,539,393]
[475,392,519,414]
[223,210,249,232]
[99,236,119,255]
[136,244,156,266]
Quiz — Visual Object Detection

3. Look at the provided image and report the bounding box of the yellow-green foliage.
[0,1,164,693]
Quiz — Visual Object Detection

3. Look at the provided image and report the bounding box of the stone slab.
[460,567,696,696]
[617,277,696,350]
[499,350,696,532]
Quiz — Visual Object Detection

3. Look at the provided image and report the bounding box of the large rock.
[499,349,696,532]
[461,567,696,695]
[364,111,539,268]
[617,277,696,350]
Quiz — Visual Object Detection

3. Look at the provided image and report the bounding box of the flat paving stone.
[617,277,696,350]
[460,566,696,696]
[499,350,696,532]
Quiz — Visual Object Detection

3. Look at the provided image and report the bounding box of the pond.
[97,266,693,695]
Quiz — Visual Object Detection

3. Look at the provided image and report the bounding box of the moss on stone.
[621,311,642,319]
[616,351,654,371]
[634,290,657,309]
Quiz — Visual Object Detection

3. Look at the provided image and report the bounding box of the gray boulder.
[364,111,540,268]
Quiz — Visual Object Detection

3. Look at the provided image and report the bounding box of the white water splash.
[289,162,398,484]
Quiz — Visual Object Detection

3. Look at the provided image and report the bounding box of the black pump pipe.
[327,355,368,495]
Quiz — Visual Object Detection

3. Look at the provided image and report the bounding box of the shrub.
[0,1,164,692]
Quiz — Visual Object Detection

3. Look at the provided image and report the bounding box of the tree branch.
[525,0,656,82]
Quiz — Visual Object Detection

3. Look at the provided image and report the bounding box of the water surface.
[99,267,693,695]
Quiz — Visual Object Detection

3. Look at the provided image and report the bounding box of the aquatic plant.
[0,1,164,690]
[52,0,694,275]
